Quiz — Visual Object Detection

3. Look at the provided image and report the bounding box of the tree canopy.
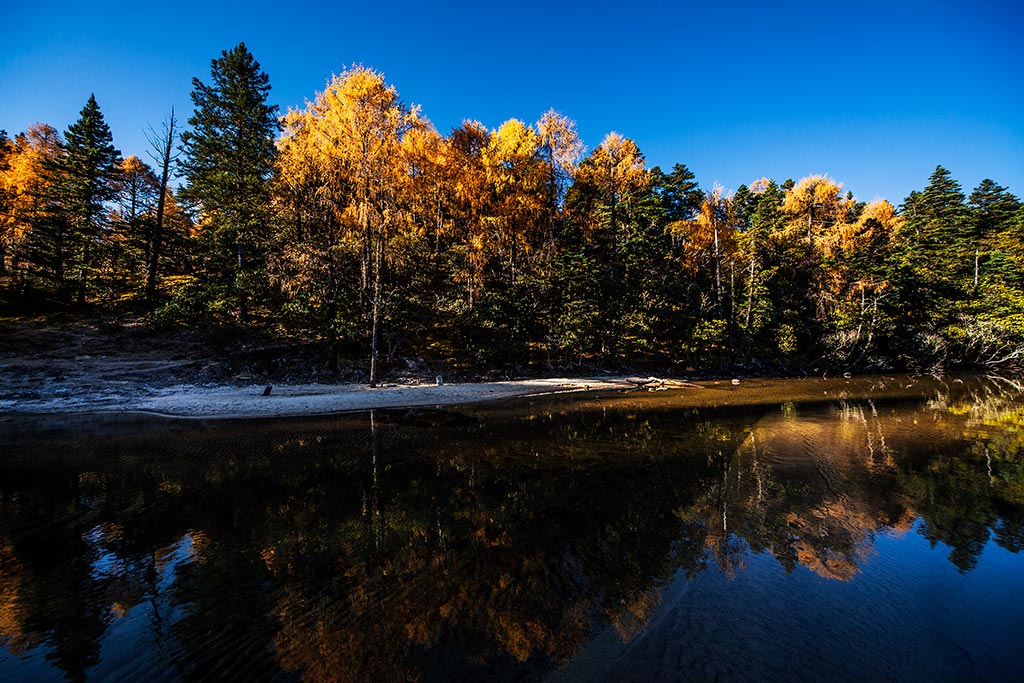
[3,48,1023,379]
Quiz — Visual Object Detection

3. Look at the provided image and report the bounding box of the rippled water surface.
[2,375,1024,682]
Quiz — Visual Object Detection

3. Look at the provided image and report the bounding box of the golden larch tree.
[481,118,545,286]
[0,124,65,278]
[276,66,424,385]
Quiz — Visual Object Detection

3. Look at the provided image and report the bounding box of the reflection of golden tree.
[264,440,689,681]
[607,586,661,643]
[691,405,929,582]
[0,537,42,656]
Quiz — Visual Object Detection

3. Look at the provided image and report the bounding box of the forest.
[2,42,1022,383]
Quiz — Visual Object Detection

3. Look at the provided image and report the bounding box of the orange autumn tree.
[481,118,545,287]
[0,132,11,275]
[108,155,160,292]
[444,120,491,307]
[0,124,64,279]
[575,133,648,249]
[276,104,352,374]
[772,175,857,353]
[820,199,902,364]
[535,109,584,240]
[443,111,579,308]
[275,66,424,384]
[669,185,742,315]
[0,124,67,284]
[781,174,854,242]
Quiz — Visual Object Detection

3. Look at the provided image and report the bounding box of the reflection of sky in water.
[86,532,199,682]
[2,531,200,682]
[555,519,1024,682]
[1,377,1023,681]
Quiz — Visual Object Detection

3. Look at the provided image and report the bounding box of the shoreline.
[1,373,1002,421]
[0,377,647,420]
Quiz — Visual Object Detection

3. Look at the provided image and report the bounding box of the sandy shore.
[0,377,643,419]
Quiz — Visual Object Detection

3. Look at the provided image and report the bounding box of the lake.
[1,375,1023,682]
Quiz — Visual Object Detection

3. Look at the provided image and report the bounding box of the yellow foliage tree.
[275,66,424,384]
[482,118,545,285]
[575,132,648,245]
[445,120,491,305]
[535,109,584,226]
[782,174,854,241]
[0,124,64,276]
[108,155,160,288]
[668,185,740,311]
[822,198,901,363]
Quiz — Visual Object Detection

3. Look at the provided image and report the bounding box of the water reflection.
[1,376,1023,681]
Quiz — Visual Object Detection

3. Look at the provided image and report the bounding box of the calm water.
[1,376,1023,682]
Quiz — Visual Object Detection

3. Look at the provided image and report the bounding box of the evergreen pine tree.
[919,165,967,225]
[901,165,971,272]
[969,179,1020,237]
[25,95,119,302]
[179,42,278,322]
[964,179,1020,290]
[651,163,702,222]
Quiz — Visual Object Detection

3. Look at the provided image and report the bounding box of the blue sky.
[2,0,1021,203]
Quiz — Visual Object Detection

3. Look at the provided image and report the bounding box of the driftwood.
[625,377,703,392]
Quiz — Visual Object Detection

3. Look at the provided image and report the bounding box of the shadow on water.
[1,374,1023,681]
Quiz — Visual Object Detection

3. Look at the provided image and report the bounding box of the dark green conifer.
[179,42,278,322]
[969,179,1020,236]
[26,95,119,302]
[651,163,702,222]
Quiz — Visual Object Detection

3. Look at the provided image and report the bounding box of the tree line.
[2,42,1022,380]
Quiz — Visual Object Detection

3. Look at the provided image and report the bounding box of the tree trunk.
[76,241,89,306]
[974,246,980,290]
[713,225,722,311]
[327,299,339,379]
[326,244,339,379]
[146,108,176,306]
[745,254,756,330]
[729,262,735,334]
[360,192,371,297]
[369,238,382,387]
[237,242,248,322]
[608,186,620,358]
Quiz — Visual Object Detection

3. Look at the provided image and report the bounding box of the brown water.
[1,375,1023,681]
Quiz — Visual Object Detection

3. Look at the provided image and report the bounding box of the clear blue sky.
[2,0,1021,203]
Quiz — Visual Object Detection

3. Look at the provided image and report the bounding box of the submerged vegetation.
[2,43,1022,380]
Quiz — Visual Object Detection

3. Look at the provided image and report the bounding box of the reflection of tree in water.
[1,378,1024,681]
[0,462,137,680]
[692,401,918,582]
[903,378,1024,570]
[267,410,724,681]
[695,387,1024,579]
[0,429,298,681]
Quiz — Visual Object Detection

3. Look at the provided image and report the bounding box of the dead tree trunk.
[145,108,178,305]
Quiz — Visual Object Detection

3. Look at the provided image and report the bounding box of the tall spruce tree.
[179,42,278,322]
[919,165,967,224]
[969,179,1020,237]
[27,95,120,302]
[964,179,1020,290]
[651,163,702,222]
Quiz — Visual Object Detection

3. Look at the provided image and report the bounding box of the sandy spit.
[0,377,641,419]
